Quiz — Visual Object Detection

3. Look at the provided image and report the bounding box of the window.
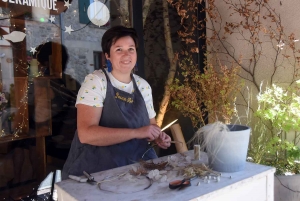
[93,51,104,70]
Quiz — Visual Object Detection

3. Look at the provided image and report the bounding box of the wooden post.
[51,42,62,77]
[36,136,46,181]
[170,124,188,153]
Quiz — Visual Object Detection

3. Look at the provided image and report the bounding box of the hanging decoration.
[30,47,37,55]
[64,0,72,9]
[3,31,26,43]
[0,0,111,37]
[49,15,55,23]
[64,25,74,34]
[87,0,110,27]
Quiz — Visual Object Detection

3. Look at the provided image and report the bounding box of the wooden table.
[55,151,275,201]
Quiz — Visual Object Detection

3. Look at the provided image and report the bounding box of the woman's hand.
[155,132,171,149]
[137,124,162,141]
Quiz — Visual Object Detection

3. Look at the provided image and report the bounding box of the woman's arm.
[77,104,162,146]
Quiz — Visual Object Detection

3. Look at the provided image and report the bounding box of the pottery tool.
[161,119,178,131]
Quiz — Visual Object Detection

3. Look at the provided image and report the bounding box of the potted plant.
[170,55,251,172]
[250,81,300,175]
[166,1,251,173]
[246,81,300,201]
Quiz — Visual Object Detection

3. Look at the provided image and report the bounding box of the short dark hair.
[101,26,139,57]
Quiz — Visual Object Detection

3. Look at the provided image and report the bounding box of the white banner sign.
[2,0,58,11]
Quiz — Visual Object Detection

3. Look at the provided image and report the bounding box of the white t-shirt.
[75,69,156,119]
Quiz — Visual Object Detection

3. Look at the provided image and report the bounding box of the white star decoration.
[65,25,74,34]
[49,16,55,23]
[30,47,37,55]
[64,0,71,9]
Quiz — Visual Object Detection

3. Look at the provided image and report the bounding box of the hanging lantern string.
[51,20,92,33]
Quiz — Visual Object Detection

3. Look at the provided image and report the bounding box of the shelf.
[0,127,51,144]
[0,133,35,144]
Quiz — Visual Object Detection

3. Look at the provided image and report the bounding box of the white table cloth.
[55,150,275,201]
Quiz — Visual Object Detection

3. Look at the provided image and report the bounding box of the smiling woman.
[62,25,172,180]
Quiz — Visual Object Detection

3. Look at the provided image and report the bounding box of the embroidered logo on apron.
[115,92,134,103]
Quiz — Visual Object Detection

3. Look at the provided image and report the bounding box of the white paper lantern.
[87,1,110,27]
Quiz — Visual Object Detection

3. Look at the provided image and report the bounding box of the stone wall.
[62,0,108,84]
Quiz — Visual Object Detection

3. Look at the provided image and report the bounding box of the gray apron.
[62,70,157,179]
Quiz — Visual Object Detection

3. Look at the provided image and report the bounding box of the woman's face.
[106,36,137,74]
